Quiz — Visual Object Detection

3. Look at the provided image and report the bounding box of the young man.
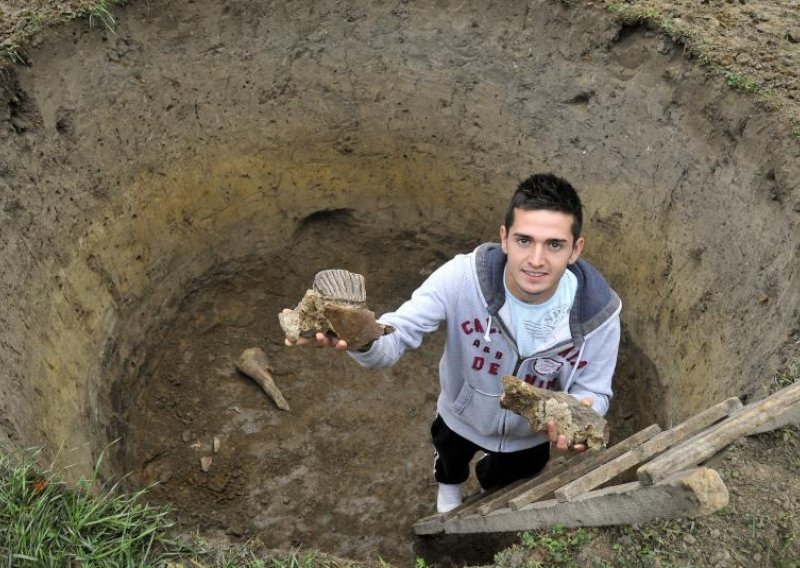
[287,173,621,513]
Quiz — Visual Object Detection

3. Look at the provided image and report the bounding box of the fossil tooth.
[313,269,367,305]
[280,269,394,349]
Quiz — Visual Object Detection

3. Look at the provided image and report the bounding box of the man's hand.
[280,309,349,350]
[547,397,593,453]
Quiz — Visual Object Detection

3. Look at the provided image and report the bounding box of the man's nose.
[528,244,546,266]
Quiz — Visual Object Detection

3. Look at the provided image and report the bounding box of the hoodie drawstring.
[483,316,492,343]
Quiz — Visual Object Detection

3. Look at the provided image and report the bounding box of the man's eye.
[515,237,530,246]
[548,241,564,251]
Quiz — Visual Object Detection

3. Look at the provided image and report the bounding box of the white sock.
[437,482,463,513]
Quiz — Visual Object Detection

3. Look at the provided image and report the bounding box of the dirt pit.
[1,0,800,565]
[121,214,463,563]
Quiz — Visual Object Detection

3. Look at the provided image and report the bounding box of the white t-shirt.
[504,270,577,357]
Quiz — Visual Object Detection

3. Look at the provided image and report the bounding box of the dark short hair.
[504,173,583,241]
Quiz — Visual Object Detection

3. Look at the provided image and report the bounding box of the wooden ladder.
[414,380,800,535]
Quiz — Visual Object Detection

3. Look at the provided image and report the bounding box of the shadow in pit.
[605,326,665,443]
[415,532,520,567]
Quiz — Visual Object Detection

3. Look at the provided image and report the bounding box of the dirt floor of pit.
[120,218,482,564]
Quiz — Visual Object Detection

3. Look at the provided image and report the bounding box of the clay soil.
[0,0,799,566]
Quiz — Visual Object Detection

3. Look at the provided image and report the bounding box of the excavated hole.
[1,0,798,565]
[117,209,475,562]
[111,194,661,564]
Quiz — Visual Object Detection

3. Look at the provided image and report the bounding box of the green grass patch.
[603,0,798,132]
[493,525,598,567]
[0,446,194,566]
[1,0,128,65]
[775,358,800,389]
[0,446,370,567]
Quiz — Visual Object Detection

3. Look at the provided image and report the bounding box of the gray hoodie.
[349,243,621,452]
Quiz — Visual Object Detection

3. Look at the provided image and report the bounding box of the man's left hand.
[547,397,593,453]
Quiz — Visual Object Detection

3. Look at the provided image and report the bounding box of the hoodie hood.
[475,242,621,346]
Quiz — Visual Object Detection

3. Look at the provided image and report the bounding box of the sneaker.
[436,482,463,513]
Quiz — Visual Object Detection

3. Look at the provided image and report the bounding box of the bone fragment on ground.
[235,347,291,411]
[499,375,609,449]
[200,456,213,472]
[279,269,394,350]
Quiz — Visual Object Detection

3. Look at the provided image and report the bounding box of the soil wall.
[0,0,798,561]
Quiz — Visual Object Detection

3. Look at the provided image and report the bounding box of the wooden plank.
[638,382,800,485]
[413,513,445,536]
[413,428,649,536]
[413,457,575,535]
[751,400,800,434]
[470,458,576,517]
[505,423,662,512]
[442,468,728,534]
[554,397,741,502]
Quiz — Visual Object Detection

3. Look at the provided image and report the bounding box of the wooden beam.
[555,397,742,502]
[638,382,800,485]
[472,456,580,516]
[414,514,445,536]
[751,400,800,434]
[440,468,728,534]
[505,424,662,511]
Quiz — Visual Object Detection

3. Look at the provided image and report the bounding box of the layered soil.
[0,0,799,565]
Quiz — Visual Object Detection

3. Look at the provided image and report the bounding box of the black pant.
[431,414,550,490]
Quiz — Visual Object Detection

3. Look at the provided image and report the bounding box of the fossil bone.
[235,347,291,411]
[500,375,609,449]
[279,269,394,349]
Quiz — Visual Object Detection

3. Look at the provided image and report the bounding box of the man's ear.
[500,225,508,254]
[569,237,585,264]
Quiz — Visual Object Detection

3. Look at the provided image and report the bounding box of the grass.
[213,546,363,568]
[0,446,192,567]
[0,446,369,567]
[775,358,800,390]
[493,526,599,567]
[603,0,799,135]
[1,0,128,65]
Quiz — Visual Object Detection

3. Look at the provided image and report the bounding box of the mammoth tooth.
[313,269,367,305]
[279,269,394,349]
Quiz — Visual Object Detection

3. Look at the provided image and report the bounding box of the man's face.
[500,208,584,304]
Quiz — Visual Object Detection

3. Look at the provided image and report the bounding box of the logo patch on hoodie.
[533,358,563,376]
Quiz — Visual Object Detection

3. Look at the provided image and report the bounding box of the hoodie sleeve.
[347,254,469,368]
[566,311,621,416]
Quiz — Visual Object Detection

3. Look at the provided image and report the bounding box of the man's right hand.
[280,309,349,351]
